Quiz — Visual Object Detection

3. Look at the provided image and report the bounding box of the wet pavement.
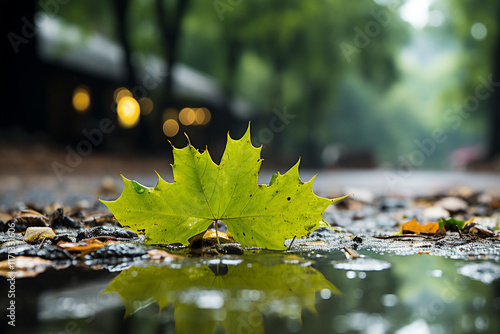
[1,169,500,333]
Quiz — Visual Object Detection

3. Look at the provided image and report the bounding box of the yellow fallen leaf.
[401,218,439,234]
[24,227,56,242]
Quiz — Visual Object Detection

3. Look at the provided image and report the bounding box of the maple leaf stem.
[214,220,220,247]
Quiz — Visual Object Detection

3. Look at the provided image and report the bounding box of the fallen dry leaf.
[12,209,49,227]
[24,227,56,242]
[57,237,117,257]
[401,218,439,235]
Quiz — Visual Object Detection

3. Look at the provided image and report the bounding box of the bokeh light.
[139,97,154,115]
[117,96,140,128]
[194,108,205,125]
[72,85,90,113]
[179,107,195,125]
[163,119,179,137]
[471,22,487,40]
[200,107,211,125]
[114,87,132,104]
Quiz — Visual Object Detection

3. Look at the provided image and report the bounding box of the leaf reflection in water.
[102,255,339,333]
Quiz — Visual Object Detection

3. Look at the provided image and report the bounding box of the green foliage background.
[50,0,500,168]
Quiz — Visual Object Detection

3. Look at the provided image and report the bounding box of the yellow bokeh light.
[117,96,140,128]
[113,87,125,102]
[162,108,178,122]
[194,108,205,125]
[72,86,90,113]
[114,87,132,104]
[201,107,211,125]
[163,119,179,137]
[139,97,154,115]
[179,107,195,126]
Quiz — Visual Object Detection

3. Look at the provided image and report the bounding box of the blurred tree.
[3,0,410,166]
[180,0,407,165]
[1,0,44,133]
[154,0,191,101]
[443,0,500,159]
[114,0,137,87]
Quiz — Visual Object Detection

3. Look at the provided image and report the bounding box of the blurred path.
[1,145,500,208]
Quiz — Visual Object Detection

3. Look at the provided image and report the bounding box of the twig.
[287,235,297,250]
[37,237,46,250]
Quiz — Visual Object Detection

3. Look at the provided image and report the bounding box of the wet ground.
[1,170,500,333]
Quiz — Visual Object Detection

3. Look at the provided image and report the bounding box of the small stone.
[216,243,244,255]
[43,202,64,215]
[0,244,72,261]
[437,197,468,213]
[100,176,118,195]
[424,206,450,220]
[74,200,92,211]
[49,208,82,229]
[147,249,183,260]
[345,188,374,204]
[76,226,139,241]
[84,243,148,259]
[308,227,339,239]
[380,198,407,211]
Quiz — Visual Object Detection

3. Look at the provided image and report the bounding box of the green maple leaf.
[101,125,346,249]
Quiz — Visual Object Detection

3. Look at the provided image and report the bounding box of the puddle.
[5,251,497,334]
[458,262,500,284]
[333,257,392,271]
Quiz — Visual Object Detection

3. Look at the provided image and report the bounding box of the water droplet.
[131,181,146,194]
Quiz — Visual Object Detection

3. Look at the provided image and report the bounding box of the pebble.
[423,206,450,220]
[436,197,468,213]
[99,176,118,196]
[76,226,139,242]
[309,227,339,239]
[43,202,64,215]
[0,244,73,261]
[74,200,92,211]
[380,198,407,211]
[84,243,148,260]
[49,208,82,229]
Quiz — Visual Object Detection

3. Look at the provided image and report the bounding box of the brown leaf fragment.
[57,237,117,257]
[436,227,447,236]
[147,249,184,260]
[462,223,496,238]
[11,209,49,228]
